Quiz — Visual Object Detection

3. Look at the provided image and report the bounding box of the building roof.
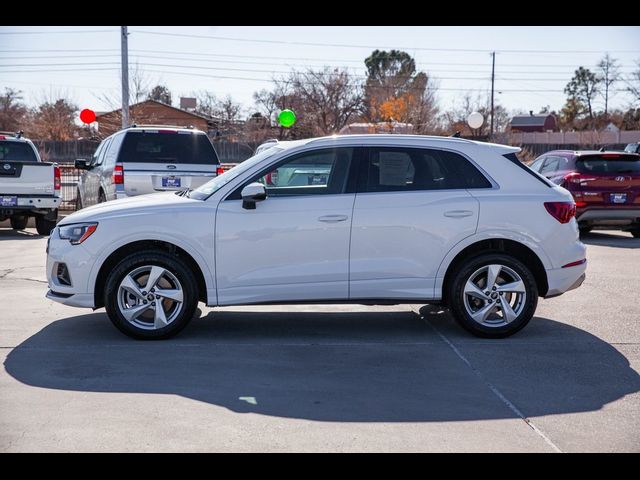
[510,114,553,127]
[95,99,214,122]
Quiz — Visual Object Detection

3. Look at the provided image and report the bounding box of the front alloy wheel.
[449,254,538,338]
[105,251,199,339]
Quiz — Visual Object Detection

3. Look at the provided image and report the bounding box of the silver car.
[75,126,222,208]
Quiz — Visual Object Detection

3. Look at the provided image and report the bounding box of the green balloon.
[278,109,296,128]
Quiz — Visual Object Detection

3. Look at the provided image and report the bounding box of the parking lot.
[0,225,638,452]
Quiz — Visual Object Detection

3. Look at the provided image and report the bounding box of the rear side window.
[363,147,491,192]
[624,143,639,154]
[118,132,219,165]
[576,154,640,174]
[0,141,37,162]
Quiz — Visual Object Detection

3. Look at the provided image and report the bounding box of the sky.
[1,26,639,118]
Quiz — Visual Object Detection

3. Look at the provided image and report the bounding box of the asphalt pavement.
[0,225,638,452]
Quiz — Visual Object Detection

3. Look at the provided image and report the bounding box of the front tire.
[448,253,538,338]
[35,214,57,236]
[10,215,28,230]
[104,251,199,340]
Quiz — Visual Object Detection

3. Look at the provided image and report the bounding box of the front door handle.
[444,210,474,218]
[318,214,349,223]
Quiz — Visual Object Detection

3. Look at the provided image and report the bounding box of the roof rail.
[127,124,195,130]
[0,130,23,138]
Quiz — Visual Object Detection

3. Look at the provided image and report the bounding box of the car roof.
[122,126,207,134]
[543,149,639,157]
[270,134,519,152]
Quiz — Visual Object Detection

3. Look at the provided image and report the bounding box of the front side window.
[255,148,353,197]
[529,157,545,172]
[540,156,560,175]
[362,147,491,192]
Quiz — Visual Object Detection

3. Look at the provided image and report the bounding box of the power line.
[132,30,640,54]
[0,29,115,35]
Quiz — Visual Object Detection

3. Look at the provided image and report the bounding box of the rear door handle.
[444,210,474,218]
[318,214,349,223]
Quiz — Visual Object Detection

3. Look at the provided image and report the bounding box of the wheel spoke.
[154,302,169,328]
[470,302,495,323]
[145,266,166,292]
[499,298,517,323]
[155,288,183,303]
[464,280,487,300]
[120,274,144,300]
[486,264,502,290]
[121,303,150,322]
[496,280,525,294]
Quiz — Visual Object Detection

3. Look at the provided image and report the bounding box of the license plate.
[611,193,627,204]
[162,177,181,188]
[0,196,17,207]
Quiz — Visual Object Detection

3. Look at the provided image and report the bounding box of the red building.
[510,112,557,132]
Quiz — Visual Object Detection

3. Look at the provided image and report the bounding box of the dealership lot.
[0,226,638,452]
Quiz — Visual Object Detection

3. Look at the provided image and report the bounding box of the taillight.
[544,201,576,224]
[575,201,587,208]
[216,166,225,176]
[54,166,61,191]
[563,172,582,184]
[113,163,124,184]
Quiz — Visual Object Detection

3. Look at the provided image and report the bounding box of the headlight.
[58,223,98,245]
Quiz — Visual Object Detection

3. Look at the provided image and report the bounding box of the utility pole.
[490,51,495,139]
[120,26,129,129]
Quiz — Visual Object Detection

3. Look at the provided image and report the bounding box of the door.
[215,147,358,305]
[350,146,489,300]
[83,138,111,206]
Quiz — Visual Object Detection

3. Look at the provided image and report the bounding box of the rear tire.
[10,215,28,230]
[579,225,592,235]
[35,214,57,236]
[104,250,199,340]
[448,253,538,338]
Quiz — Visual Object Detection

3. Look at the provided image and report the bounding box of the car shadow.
[4,309,639,423]
[581,231,640,249]
[0,228,43,241]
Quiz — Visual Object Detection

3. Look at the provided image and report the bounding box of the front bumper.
[45,227,96,308]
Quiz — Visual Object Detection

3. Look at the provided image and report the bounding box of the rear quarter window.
[118,131,219,165]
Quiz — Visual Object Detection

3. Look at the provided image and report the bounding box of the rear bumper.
[577,208,640,223]
[0,195,60,214]
[545,262,587,298]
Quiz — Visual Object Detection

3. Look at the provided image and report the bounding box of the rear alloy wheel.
[449,254,538,338]
[104,251,199,339]
[10,215,28,230]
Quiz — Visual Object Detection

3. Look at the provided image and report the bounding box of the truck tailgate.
[0,162,56,195]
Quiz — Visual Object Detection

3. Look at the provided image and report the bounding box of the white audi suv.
[46,135,586,339]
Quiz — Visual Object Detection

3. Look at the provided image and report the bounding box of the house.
[95,99,215,136]
[510,111,557,133]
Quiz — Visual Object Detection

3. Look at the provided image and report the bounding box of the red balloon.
[80,108,96,124]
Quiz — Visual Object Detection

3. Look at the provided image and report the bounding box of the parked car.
[46,135,586,340]
[624,143,640,154]
[75,125,222,208]
[0,131,60,235]
[529,150,640,237]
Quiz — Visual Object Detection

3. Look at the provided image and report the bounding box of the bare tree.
[0,87,27,131]
[27,97,79,141]
[627,61,640,106]
[289,67,363,135]
[565,67,601,122]
[95,63,151,111]
[598,54,620,117]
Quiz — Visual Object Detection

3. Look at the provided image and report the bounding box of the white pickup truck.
[0,131,60,235]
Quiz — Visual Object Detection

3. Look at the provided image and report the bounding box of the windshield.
[189,147,283,200]
[0,141,38,162]
[576,154,640,174]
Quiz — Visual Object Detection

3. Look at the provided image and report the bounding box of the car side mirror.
[75,159,90,170]
[241,182,267,210]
